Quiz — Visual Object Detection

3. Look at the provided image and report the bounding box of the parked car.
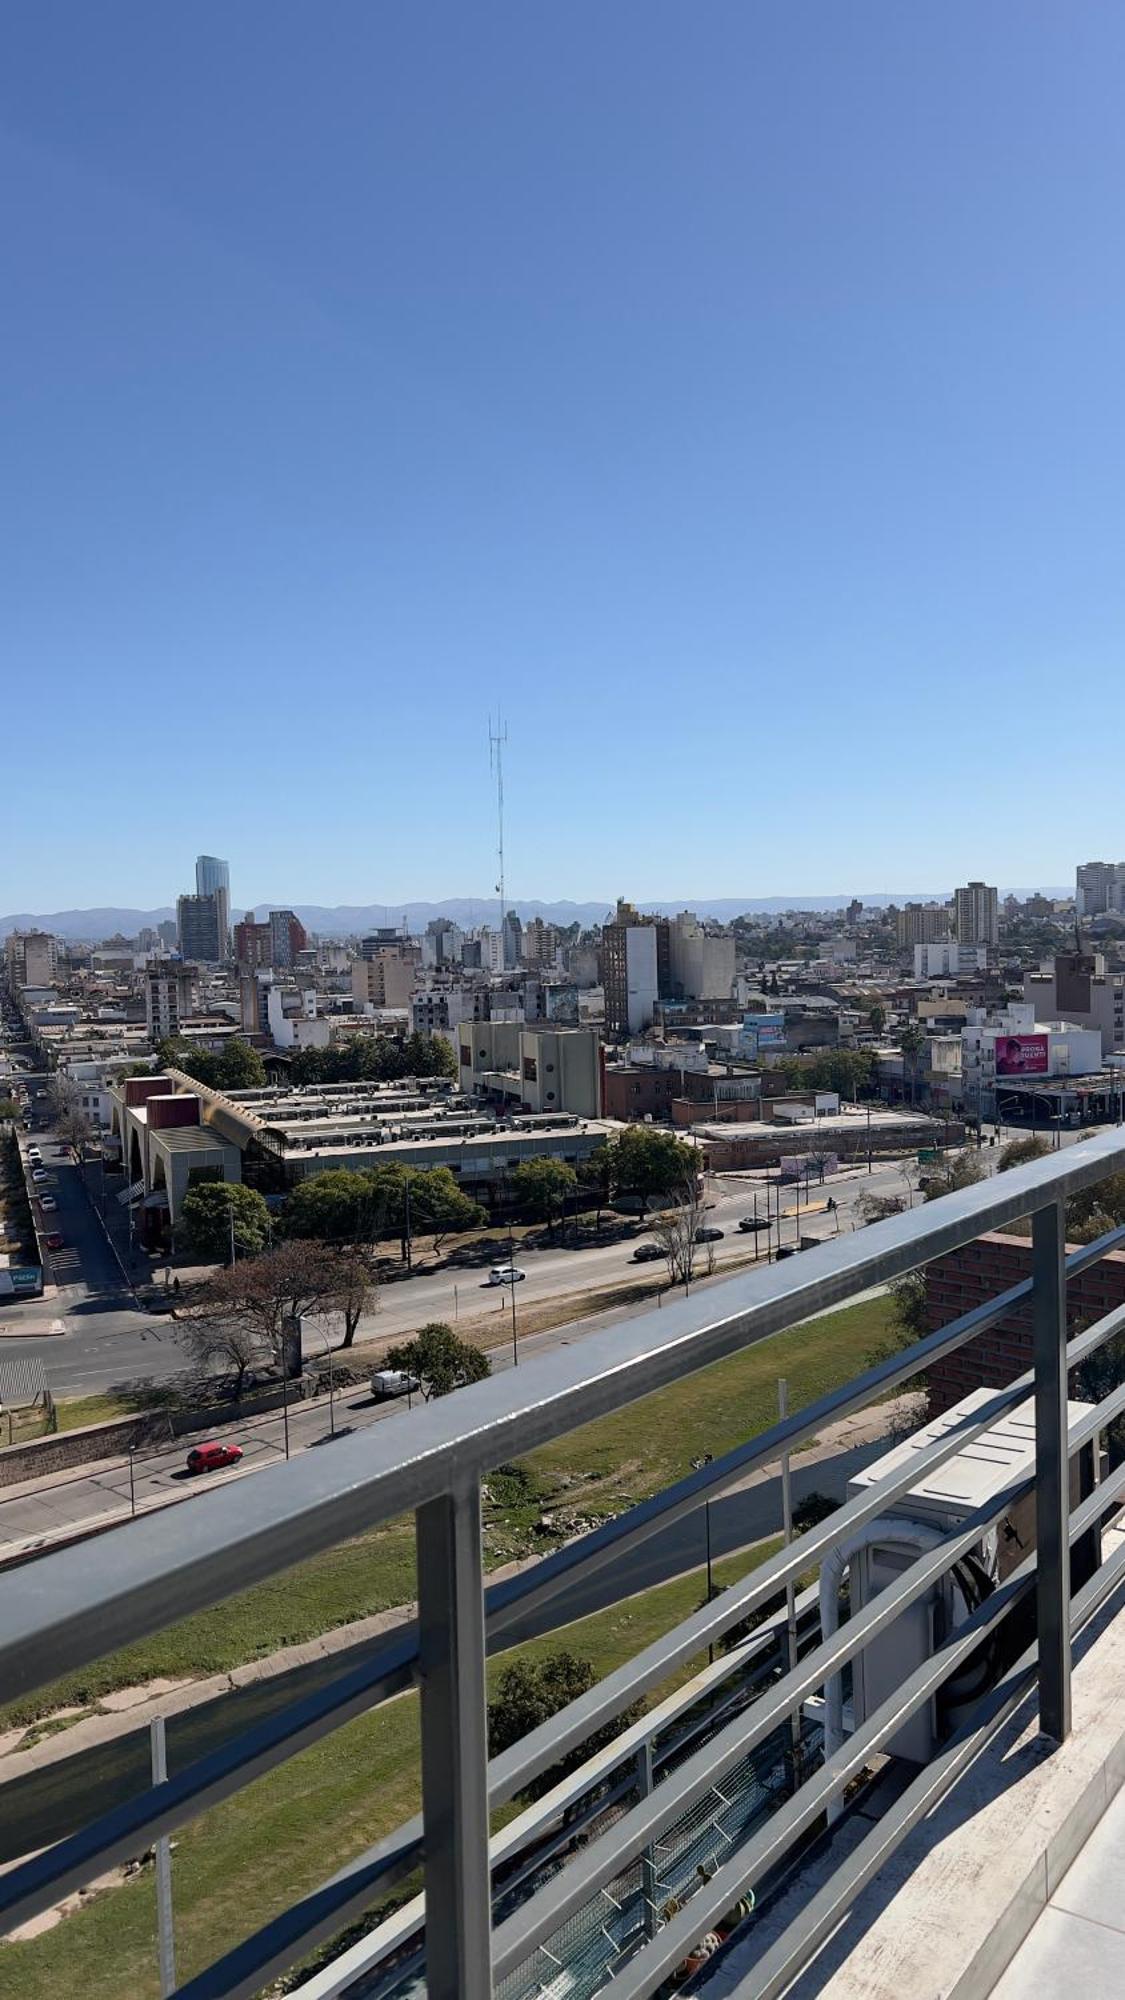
[186,1441,244,1475]
[488,1264,526,1285]
[737,1215,768,1233]
[40,1194,57,1212]
[27,1148,42,1164]
[694,1226,724,1243]
[45,1231,64,1251]
[31,1168,48,1183]
[371,1369,421,1401]
[631,1241,663,1262]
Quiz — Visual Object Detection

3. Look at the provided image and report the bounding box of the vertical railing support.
[417,1480,493,1999]
[635,1741,658,1938]
[150,1715,176,1997]
[1033,1199,1071,1744]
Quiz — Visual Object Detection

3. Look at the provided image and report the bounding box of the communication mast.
[489,714,508,941]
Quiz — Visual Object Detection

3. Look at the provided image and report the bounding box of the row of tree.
[155,1036,268,1090]
[288,1034,457,1085]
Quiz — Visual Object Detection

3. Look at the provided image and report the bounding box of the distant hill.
[0,889,1072,942]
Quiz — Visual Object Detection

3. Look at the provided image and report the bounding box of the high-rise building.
[1076,862,1125,917]
[600,900,671,1036]
[233,918,273,969]
[145,966,197,1041]
[195,855,231,955]
[895,903,951,948]
[268,909,307,970]
[3,930,60,989]
[668,911,736,1003]
[352,949,413,1009]
[177,893,223,964]
[953,882,999,949]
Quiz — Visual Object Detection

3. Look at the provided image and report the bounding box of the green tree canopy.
[486,1652,644,1801]
[180,1181,271,1262]
[602,1127,698,1213]
[283,1168,384,1245]
[288,1033,456,1086]
[157,1036,265,1090]
[385,1321,491,1399]
[997,1135,1051,1173]
[511,1157,579,1233]
[918,1150,986,1202]
[216,1039,267,1089]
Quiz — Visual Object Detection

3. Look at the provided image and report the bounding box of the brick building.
[923,1230,1125,1415]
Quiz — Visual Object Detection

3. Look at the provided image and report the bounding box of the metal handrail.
[4,1130,1125,1999]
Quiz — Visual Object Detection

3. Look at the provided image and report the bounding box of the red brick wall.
[924,1231,1125,1414]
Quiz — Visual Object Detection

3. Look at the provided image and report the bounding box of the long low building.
[109,1067,620,1238]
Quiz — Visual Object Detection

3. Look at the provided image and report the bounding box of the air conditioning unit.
[823,1388,1097,1767]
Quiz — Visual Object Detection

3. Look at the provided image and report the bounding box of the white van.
[371,1369,421,1401]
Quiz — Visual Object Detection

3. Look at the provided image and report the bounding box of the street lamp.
[314,1322,337,1439]
[128,1442,137,1519]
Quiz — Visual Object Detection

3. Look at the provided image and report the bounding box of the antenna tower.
[489,714,508,940]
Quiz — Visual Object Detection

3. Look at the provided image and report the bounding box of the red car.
[186,1441,244,1475]
[45,1231,64,1251]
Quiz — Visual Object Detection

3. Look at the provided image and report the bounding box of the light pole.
[692,1453,715,1661]
[315,1324,336,1439]
[128,1442,137,1519]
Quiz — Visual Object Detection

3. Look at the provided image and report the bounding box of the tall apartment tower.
[1076,862,1125,917]
[600,899,671,1037]
[895,903,952,948]
[195,855,231,956]
[953,881,999,949]
[177,893,223,964]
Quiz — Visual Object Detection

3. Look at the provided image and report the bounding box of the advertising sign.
[995,1033,1049,1077]
[742,1011,786,1053]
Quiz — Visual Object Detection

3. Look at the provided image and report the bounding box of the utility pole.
[228,1188,237,1267]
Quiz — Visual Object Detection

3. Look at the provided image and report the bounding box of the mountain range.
[0,891,1072,942]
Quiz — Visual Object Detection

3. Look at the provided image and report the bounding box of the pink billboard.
[995,1033,1049,1077]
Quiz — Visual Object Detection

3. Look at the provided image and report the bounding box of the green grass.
[0,1293,894,1733]
[54,1394,145,1433]
[0,1539,787,2000]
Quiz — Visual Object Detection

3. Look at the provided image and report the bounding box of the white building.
[4,931,60,989]
[145,966,197,1042]
[1076,861,1125,916]
[960,1004,1101,1117]
[913,942,991,979]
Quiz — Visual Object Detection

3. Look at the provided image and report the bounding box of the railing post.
[150,1715,176,1998]
[1033,1199,1071,1744]
[634,1741,658,1938]
[417,1480,492,1999]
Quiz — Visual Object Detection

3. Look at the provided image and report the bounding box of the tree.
[918,1150,986,1201]
[180,1181,271,1262]
[867,1003,887,1035]
[0,1098,18,1124]
[216,1039,267,1089]
[283,1169,384,1246]
[603,1127,699,1215]
[857,1190,906,1225]
[512,1158,579,1236]
[329,1252,377,1347]
[174,1313,264,1398]
[385,1321,491,1399]
[648,1182,706,1288]
[188,1239,342,1367]
[407,1168,486,1251]
[997,1135,1051,1173]
[156,1037,221,1087]
[899,1025,926,1107]
[486,1651,644,1801]
[1067,1173,1125,1240]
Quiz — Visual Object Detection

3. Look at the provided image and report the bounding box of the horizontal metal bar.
[5,1133,1122,1705]
[600,1487,1125,2000]
[738,1526,1125,2000]
[0,1631,418,1934]
[491,1464,1037,1978]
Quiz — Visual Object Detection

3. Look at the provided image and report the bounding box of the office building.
[457,1021,603,1118]
[895,903,951,948]
[1076,861,1125,916]
[176,893,223,964]
[600,900,671,1036]
[913,942,991,979]
[233,918,273,969]
[195,854,231,953]
[1023,952,1125,1056]
[953,881,999,949]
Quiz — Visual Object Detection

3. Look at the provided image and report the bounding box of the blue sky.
[3,4,1124,912]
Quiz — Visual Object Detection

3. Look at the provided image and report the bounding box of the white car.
[371,1369,421,1401]
[40,1195,58,1212]
[488,1265,526,1286]
[31,1168,49,1183]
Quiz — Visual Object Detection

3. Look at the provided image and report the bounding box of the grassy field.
[0,1293,895,1733]
[0,1538,786,2000]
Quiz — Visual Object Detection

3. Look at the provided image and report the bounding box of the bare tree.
[648,1180,707,1290]
[47,1078,93,1161]
[857,1190,906,1225]
[187,1240,341,1368]
[174,1314,265,1398]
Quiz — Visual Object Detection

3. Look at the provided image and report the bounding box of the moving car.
[371,1369,421,1401]
[186,1441,244,1475]
[488,1264,526,1285]
[694,1226,724,1243]
[631,1242,663,1262]
[737,1215,768,1233]
[45,1231,64,1251]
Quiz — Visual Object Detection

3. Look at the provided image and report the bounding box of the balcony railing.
[5,1130,1125,1997]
